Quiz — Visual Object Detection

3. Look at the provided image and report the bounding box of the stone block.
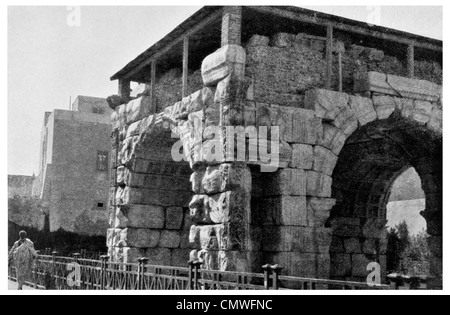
[373,94,395,120]
[126,120,142,138]
[204,101,221,128]
[344,238,362,254]
[179,230,192,249]
[146,248,172,266]
[363,239,378,255]
[190,168,206,194]
[427,106,442,134]
[201,45,246,86]
[189,189,250,225]
[107,228,122,247]
[260,196,307,226]
[320,124,347,156]
[189,224,228,251]
[165,207,184,230]
[188,87,215,115]
[289,144,314,170]
[255,103,271,127]
[277,106,294,143]
[109,187,118,206]
[118,136,139,166]
[330,218,361,238]
[112,206,127,229]
[118,204,164,229]
[107,94,126,110]
[189,225,214,250]
[120,187,191,207]
[412,100,433,124]
[116,166,126,186]
[354,71,442,102]
[125,96,154,125]
[115,105,127,130]
[118,228,159,248]
[333,107,358,136]
[307,198,336,227]
[244,106,256,126]
[274,112,294,138]
[278,141,293,168]
[262,226,331,253]
[125,172,191,191]
[111,110,121,132]
[264,169,306,196]
[159,230,181,248]
[115,186,125,205]
[393,97,414,119]
[292,109,322,144]
[215,251,260,273]
[348,95,377,126]
[247,34,270,47]
[120,247,148,264]
[330,254,352,277]
[215,73,250,106]
[271,32,295,47]
[362,219,387,239]
[201,164,251,194]
[306,171,332,198]
[330,238,345,254]
[313,146,338,176]
[171,249,191,267]
[305,89,349,121]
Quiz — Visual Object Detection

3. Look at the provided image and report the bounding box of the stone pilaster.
[221,6,242,47]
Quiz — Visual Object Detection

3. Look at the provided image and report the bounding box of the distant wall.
[72,96,113,116]
[8,175,34,198]
[47,115,111,235]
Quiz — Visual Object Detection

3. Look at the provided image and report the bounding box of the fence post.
[188,261,194,290]
[52,251,58,289]
[193,261,202,290]
[32,254,39,289]
[271,265,283,290]
[138,257,149,290]
[188,260,202,290]
[100,255,109,290]
[262,264,271,290]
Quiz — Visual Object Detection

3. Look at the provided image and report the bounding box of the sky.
[7,6,443,176]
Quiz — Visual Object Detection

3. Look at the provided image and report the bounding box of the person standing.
[8,231,38,290]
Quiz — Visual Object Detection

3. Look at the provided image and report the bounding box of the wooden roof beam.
[123,10,222,81]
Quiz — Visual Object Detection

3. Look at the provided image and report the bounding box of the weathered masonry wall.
[245,72,442,281]
[244,32,442,107]
[108,95,195,265]
[154,69,203,113]
[107,7,442,283]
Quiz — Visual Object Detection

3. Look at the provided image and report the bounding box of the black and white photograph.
[2,1,446,298]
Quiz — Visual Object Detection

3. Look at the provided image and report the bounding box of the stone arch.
[306,86,442,283]
[108,98,195,266]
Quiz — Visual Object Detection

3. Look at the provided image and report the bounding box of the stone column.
[416,159,442,283]
[118,79,131,101]
[186,16,260,272]
[221,6,242,47]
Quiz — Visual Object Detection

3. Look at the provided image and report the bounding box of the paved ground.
[8,280,36,290]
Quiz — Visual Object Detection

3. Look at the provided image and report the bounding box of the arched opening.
[328,115,442,284]
[110,124,194,266]
[386,168,429,276]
